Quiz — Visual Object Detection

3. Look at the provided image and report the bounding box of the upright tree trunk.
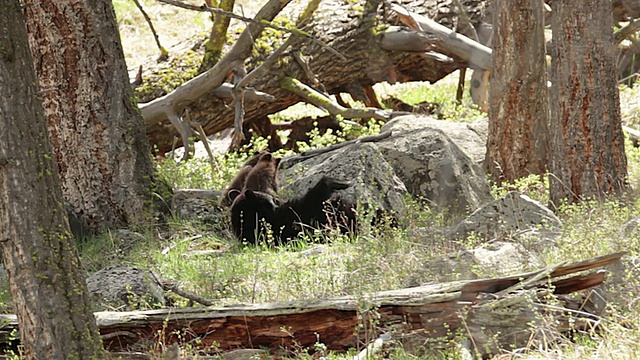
[24,0,154,232]
[199,0,235,72]
[0,1,104,358]
[549,0,628,206]
[485,0,549,184]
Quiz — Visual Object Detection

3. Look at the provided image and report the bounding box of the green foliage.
[490,174,549,204]
[376,77,485,123]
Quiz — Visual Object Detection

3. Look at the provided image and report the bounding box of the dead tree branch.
[385,3,492,71]
[138,0,292,157]
[132,0,168,61]
[281,77,392,122]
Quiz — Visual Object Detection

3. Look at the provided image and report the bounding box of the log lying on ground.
[0,252,623,357]
[142,0,488,151]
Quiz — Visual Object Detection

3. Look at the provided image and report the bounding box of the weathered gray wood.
[142,0,478,152]
[387,3,492,71]
[139,0,291,156]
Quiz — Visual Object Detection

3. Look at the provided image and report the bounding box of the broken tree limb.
[623,125,640,146]
[232,35,300,144]
[280,130,393,168]
[281,77,392,122]
[388,3,492,71]
[0,252,623,356]
[132,0,168,61]
[139,0,292,140]
[211,84,276,103]
[142,0,471,151]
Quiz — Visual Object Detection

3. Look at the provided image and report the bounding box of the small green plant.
[489,173,549,203]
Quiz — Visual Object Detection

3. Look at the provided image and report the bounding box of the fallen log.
[0,252,623,357]
[141,0,485,152]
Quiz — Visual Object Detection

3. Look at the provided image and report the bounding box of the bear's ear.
[260,153,273,161]
[228,189,241,202]
[244,189,256,199]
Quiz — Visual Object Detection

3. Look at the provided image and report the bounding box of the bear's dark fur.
[230,189,279,245]
[230,176,357,245]
[219,151,272,207]
[243,153,279,195]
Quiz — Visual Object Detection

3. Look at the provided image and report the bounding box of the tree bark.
[142,0,487,151]
[549,0,628,206]
[485,0,549,184]
[24,0,154,232]
[0,1,105,358]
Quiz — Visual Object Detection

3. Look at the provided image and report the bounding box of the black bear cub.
[230,189,279,244]
[230,176,357,245]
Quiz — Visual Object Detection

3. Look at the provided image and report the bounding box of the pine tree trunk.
[0,1,105,358]
[549,0,628,206]
[24,0,154,231]
[485,0,549,184]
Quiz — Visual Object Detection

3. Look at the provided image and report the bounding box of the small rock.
[450,192,562,241]
[406,241,543,286]
[86,266,165,310]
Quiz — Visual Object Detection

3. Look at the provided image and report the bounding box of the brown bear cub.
[219,151,279,207]
[230,176,357,245]
[243,153,280,196]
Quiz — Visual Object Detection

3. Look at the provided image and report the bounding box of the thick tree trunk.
[143,0,489,151]
[485,0,549,184]
[24,0,154,232]
[549,0,628,206]
[0,2,105,359]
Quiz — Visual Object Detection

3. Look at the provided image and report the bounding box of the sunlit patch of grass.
[374,70,486,123]
[539,198,640,264]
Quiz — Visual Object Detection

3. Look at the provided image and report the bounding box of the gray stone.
[381,115,488,164]
[279,142,408,216]
[171,189,226,224]
[86,266,165,310]
[377,117,493,217]
[451,192,562,241]
[406,241,543,286]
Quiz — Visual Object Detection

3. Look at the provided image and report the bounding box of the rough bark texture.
[0,1,105,359]
[24,0,154,231]
[549,0,628,206]
[485,0,549,184]
[143,0,490,151]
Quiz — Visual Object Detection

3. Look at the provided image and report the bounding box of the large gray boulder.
[279,142,408,216]
[377,116,493,217]
[382,115,488,164]
[451,191,562,241]
[86,266,166,310]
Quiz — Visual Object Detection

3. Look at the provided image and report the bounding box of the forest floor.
[9,1,640,359]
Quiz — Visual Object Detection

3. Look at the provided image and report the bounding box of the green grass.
[10,1,640,358]
[58,72,640,357]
